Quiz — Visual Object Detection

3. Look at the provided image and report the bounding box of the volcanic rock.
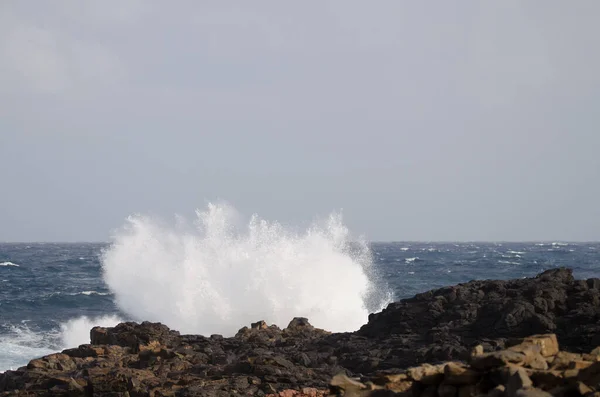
[2,267,600,396]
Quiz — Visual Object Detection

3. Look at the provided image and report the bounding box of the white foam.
[74,291,110,296]
[101,203,392,336]
[0,262,19,267]
[0,315,123,372]
[59,315,122,348]
[0,325,58,372]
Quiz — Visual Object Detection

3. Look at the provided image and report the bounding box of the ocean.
[1,207,599,372]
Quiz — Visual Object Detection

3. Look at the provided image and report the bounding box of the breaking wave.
[0,316,123,372]
[101,203,392,336]
[59,315,123,348]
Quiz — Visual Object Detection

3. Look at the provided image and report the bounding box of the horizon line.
[1,240,599,244]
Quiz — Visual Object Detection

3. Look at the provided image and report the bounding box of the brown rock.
[507,343,548,370]
[286,318,314,331]
[470,350,526,370]
[252,320,269,330]
[444,363,480,385]
[575,382,593,395]
[386,379,413,393]
[373,373,409,386]
[139,340,162,353]
[550,352,583,370]
[62,344,105,358]
[520,335,559,358]
[471,345,484,357]
[26,354,77,372]
[506,367,533,397]
[528,355,549,371]
[569,361,593,370]
[330,374,366,394]
[563,368,580,379]
[576,361,600,387]
[267,389,328,397]
[408,364,445,385]
[528,370,563,389]
[590,347,600,356]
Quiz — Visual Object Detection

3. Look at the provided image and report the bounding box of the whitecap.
[0,262,19,267]
[78,291,110,296]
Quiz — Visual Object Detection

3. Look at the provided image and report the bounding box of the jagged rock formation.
[1,268,599,396]
[331,334,600,396]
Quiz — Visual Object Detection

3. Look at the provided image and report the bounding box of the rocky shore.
[1,267,599,396]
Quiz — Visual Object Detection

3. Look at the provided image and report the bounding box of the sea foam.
[59,315,123,348]
[100,203,392,336]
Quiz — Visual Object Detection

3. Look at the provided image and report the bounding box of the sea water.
[1,203,599,371]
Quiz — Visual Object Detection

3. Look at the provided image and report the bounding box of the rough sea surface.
[1,241,599,371]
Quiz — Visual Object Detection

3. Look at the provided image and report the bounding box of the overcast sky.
[1,1,599,242]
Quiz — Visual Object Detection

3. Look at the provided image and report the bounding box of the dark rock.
[3,268,600,396]
[359,268,600,353]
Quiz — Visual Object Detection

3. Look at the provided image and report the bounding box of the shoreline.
[1,267,599,396]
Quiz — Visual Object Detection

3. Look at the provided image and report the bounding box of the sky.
[1,1,599,242]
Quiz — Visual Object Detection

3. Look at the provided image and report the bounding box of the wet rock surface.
[2,268,599,396]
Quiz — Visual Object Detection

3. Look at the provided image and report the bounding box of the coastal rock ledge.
[2,267,600,396]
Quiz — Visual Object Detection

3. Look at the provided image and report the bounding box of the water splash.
[59,315,123,348]
[0,325,57,372]
[101,203,392,335]
[0,315,123,372]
